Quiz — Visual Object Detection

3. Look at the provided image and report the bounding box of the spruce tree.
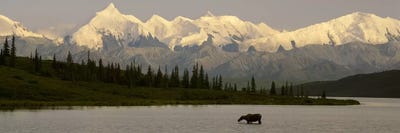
[174,66,180,87]
[9,36,16,67]
[322,90,326,99]
[67,51,73,64]
[146,66,153,87]
[0,50,4,65]
[218,75,223,90]
[155,67,163,88]
[170,65,180,87]
[251,76,256,92]
[204,73,210,89]
[3,37,9,56]
[34,49,41,72]
[52,54,57,69]
[163,65,169,88]
[281,86,285,96]
[199,65,205,88]
[182,68,190,88]
[211,77,216,89]
[190,63,199,88]
[270,81,276,95]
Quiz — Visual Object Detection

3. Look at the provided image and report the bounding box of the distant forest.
[0,36,313,98]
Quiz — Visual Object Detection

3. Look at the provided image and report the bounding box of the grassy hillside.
[303,70,400,98]
[0,57,359,109]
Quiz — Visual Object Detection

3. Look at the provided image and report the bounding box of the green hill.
[303,70,400,98]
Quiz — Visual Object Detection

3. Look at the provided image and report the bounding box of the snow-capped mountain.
[2,3,400,83]
[71,3,280,50]
[70,4,400,52]
[0,15,45,38]
[72,3,150,49]
[247,12,400,52]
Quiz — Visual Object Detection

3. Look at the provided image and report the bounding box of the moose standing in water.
[237,114,262,124]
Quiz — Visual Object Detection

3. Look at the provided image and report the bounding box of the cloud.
[35,23,78,39]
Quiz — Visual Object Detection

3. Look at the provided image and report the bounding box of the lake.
[1,98,400,133]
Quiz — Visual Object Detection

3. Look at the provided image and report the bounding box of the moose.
[237,114,262,124]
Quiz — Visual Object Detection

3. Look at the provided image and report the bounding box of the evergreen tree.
[155,67,163,88]
[190,63,199,88]
[3,37,9,56]
[199,65,205,88]
[234,83,237,91]
[146,66,154,87]
[170,65,180,87]
[9,36,16,67]
[162,65,169,88]
[204,73,210,89]
[67,51,73,64]
[322,90,326,99]
[33,49,41,72]
[218,75,223,90]
[281,86,285,96]
[251,76,256,92]
[270,81,276,95]
[0,50,4,65]
[52,54,57,69]
[182,68,190,88]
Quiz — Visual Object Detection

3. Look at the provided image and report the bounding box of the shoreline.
[0,98,360,110]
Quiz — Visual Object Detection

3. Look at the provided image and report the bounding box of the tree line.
[0,36,316,98]
[0,36,16,67]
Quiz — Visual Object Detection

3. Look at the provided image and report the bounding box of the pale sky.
[0,0,399,33]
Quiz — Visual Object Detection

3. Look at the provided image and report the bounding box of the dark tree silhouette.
[270,81,276,95]
[251,76,256,92]
[3,37,9,56]
[9,36,16,67]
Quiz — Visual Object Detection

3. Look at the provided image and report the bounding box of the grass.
[0,57,360,110]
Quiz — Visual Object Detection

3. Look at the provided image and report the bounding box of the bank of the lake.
[0,59,359,110]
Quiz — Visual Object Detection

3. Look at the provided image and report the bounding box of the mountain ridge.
[1,3,400,52]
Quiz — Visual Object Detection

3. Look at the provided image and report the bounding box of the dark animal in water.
[238,114,262,124]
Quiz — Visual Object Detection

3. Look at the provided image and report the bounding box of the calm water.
[1,98,400,133]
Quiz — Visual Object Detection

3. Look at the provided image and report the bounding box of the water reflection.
[0,98,399,133]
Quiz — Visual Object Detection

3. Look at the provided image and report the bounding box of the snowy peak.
[94,3,142,23]
[70,5,400,52]
[98,3,120,15]
[146,15,169,24]
[0,15,44,38]
[72,3,149,49]
[70,3,280,50]
[248,12,400,52]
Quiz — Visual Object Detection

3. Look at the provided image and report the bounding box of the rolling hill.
[303,70,400,98]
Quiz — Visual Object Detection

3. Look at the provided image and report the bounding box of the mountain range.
[1,3,400,83]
